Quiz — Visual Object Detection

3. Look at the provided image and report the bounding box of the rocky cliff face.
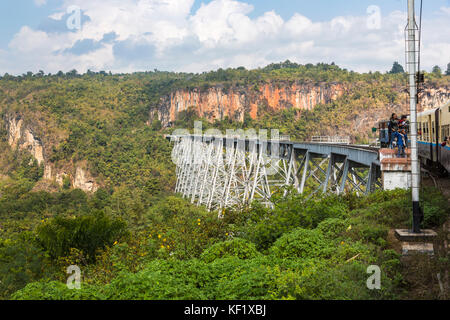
[420,85,450,110]
[153,82,346,126]
[7,115,45,165]
[73,166,97,193]
[4,114,98,193]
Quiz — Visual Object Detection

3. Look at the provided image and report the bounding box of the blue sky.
[0,0,449,74]
[193,0,406,20]
[2,0,445,47]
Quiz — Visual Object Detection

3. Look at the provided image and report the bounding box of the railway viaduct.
[166,134,408,210]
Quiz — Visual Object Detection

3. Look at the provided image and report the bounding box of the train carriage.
[417,101,450,174]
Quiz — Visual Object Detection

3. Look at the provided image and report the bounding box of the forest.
[0,62,449,300]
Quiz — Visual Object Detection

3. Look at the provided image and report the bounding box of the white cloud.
[190,0,255,46]
[284,13,320,37]
[1,0,449,75]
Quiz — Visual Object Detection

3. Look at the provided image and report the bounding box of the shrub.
[62,176,71,190]
[37,211,128,262]
[99,259,213,299]
[332,240,375,264]
[317,218,348,238]
[200,238,261,263]
[243,194,349,250]
[103,268,206,300]
[347,217,389,245]
[0,233,50,299]
[270,228,335,259]
[421,187,449,228]
[290,261,398,300]
[213,259,275,300]
[146,196,224,259]
[12,281,106,300]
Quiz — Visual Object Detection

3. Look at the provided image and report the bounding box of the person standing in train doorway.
[388,113,399,149]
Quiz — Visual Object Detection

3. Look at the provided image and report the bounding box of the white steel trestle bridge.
[167,135,382,211]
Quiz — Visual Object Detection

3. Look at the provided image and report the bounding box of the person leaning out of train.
[395,129,407,158]
[442,137,448,147]
[388,113,399,149]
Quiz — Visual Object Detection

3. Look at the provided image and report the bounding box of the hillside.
[0,63,449,300]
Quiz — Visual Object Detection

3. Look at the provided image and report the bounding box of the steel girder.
[169,135,382,210]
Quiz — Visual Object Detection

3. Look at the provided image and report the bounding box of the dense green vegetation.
[2,186,448,300]
[0,62,449,300]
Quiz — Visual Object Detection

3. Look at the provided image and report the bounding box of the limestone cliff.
[153,82,346,126]
[4,114,98,193]
[420,85,450,110]
[7,115,45,165]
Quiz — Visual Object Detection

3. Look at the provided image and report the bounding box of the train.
[378,100,450,175]
[417,101,450,174]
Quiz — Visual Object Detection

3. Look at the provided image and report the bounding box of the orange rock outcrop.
[154,82,346,126]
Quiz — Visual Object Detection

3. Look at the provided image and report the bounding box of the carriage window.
[422,123,425,141]
[423,123,426,140]
[442,125,450,142]
[432,122,435,142]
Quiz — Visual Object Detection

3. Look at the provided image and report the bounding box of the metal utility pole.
[406,0,422,233]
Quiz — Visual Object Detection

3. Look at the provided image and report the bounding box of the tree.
[66,69,78,77]
[446,63,450,76]
[432,65,442,75]
[389,62,404,74]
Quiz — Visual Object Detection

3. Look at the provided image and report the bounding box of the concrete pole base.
[401,242,434,255]
[395,229,438,256]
